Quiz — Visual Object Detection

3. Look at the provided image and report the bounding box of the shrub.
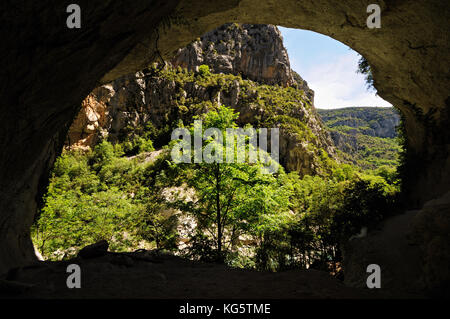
[198,64,211,77]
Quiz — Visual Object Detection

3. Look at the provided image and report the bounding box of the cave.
[1,0,449,297]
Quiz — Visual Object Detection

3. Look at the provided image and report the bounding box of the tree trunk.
[215,164,222,262]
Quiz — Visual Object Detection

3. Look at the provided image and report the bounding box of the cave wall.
[1,0,449,282]
[0,0,180,273]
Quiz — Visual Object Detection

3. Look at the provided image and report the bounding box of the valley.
[32,24,401,279]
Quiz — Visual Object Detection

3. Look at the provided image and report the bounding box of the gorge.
[0,0,449,299]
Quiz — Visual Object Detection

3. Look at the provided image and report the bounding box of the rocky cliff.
[66,23,335,176]
[67,72,149,149]
[317,107,401,154]
[171,23,314,100]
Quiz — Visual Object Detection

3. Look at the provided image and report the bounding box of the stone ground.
[0,251,422,299]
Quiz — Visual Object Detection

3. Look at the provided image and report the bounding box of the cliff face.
[66,88,109,150]
[317,107,401,154]
[171,23,314,100]
[67,23,335,175]
[67,72,148,148]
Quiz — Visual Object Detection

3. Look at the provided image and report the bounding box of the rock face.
[172,23,314,100]
[143,66,335,175]
[343,210,423,295]
[67,24,334,175]
[78,240,109,259]
[66,89,110,150]
[66,72,149,149]
[0,0,179,275]
[344,191,450,297]
[408,191,450,297]
[0,0,449,297]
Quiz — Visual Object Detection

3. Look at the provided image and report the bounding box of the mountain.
[172,23,314,101]
[317,107,402,170]
[67,23,336,176]
[317,107,400,138]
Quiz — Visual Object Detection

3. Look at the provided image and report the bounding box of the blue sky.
[278,27,392,109]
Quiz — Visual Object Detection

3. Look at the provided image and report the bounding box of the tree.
[170,105,291,262]
[134,198,179,250]
[357,55,374,91]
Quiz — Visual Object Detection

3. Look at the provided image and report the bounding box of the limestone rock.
[171,24,307,90]
[343,210,424,296]
[344,191,450,297]
[66,72,148,149]
[317,107,401,159]
[318,107,401,139]
[66,87,112,150]
[408,191,450,297]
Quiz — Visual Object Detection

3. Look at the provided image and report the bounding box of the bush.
[198,64,211,77]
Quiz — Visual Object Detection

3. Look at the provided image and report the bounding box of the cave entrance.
[31,24,403,280]
[2,0,448,297]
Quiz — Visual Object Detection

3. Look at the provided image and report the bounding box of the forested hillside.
[318,107,402,171]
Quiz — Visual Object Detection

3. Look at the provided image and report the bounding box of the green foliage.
[33,185,137,259]
[252,169,399,273]
[91,140,116,169]
[169,106,292,262]
[121,136,154,156]
[198,64,211,77]
[32,140,176,260]
[33,65,401,279]
[318,107,402,171]
[133,200,179,250]
[357,55,374,91]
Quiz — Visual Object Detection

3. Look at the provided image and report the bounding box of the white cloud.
[299,52,392,109]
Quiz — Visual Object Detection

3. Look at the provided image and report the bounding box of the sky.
[278,27,392,109]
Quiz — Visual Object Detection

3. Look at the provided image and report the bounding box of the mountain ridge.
[317,106,401,170]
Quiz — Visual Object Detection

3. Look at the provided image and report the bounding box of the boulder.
[78,240,109,259]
